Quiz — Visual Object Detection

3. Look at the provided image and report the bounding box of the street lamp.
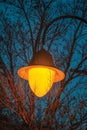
[17,15,87,97]
[18,49,65,97]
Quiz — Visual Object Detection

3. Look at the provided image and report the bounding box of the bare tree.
[0,0,87,129]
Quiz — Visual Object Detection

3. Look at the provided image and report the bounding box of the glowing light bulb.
[28,67,55,97]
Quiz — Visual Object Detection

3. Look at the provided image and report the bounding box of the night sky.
[0,0,87,129]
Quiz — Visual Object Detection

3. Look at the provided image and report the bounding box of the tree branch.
[42,15,87,47]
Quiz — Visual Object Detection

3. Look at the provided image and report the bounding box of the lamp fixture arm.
[42,15,87,47]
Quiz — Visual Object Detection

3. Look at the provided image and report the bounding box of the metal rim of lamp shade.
[18,49,65,82]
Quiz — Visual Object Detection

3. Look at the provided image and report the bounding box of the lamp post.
[18,15,87,98]
[18,49,65,97]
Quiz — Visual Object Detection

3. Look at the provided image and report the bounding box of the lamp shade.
[18,49,65,97]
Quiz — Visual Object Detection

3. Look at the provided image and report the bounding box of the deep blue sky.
[0,0,87,129]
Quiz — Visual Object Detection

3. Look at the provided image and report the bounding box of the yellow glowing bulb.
[18,66,65,97]
[28,67,55,97]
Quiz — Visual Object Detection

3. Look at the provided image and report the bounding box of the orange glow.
[18,65,65,97]
[28,67,55,97]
